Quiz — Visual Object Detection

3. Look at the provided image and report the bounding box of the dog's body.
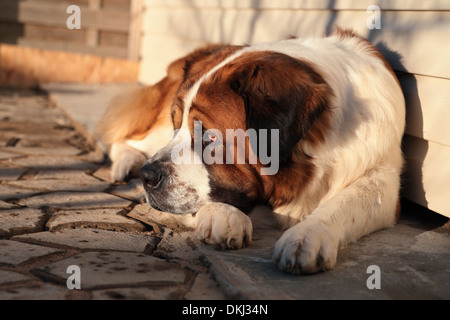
[99,29,405,274]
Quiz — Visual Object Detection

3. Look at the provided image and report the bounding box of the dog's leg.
[273,167,400,274]
[109,125,173,181]
[110,141,147,181]
[195,202,253,249]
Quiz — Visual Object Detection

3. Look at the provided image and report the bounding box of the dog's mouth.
[144,188,197,215]
[146,193,167,212]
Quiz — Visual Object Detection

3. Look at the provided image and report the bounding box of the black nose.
[139,161,165,189]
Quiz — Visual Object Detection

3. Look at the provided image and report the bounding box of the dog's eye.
[203,130,222,148]
[203,133,216,147]
[208,134,217,143]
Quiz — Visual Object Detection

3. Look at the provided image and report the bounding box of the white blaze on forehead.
[180,49,246,130]
[167,48,246,210]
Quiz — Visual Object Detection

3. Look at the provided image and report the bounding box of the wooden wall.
[0,0,143,86]
[0,44,139,87]
[0,0,143,60]
[139,0,450,217]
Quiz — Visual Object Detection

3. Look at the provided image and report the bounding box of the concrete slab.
[13,229,158,252]
[4,178,110,193]
[46,208,146,232]
[199,214,450,300]
[10,155,98,170]
[0,166,26,181]
[0,208,45,237]
[34,251,187,290]
[0,270,33,286]
[42,83,139,151]
[17,191,131,210]
[0,184,40,202]
[0,282,70,300]
[0,240,62,267]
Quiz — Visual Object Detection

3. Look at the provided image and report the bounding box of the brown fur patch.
[98,57,184,144]
[227,51,332,160]
[97,45,241,144]
[183,50,333,211]
[171,44,245,131]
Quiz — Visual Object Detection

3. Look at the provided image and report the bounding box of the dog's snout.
[139,162,165,189]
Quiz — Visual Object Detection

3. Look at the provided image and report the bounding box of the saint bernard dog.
[98,28,405,274]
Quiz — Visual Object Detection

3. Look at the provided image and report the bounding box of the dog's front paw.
[196,203,252,249]
[273,219,339,274]
[110,142,147,182]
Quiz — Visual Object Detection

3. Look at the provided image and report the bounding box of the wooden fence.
[0,0,143,61]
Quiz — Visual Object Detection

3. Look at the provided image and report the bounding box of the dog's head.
[140,45,331,214]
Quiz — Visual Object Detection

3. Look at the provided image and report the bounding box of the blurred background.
[0,0,449,219]
[0,0,140,87]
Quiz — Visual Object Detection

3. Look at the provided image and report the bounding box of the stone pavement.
[0,86,449,300]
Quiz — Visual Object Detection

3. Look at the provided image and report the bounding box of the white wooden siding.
[140,0,450,217]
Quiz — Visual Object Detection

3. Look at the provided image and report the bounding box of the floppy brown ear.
[230,51,331,161]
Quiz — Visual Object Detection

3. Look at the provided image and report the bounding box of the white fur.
[155,134,212,213]
[110,126,173,181]
[125,125,174,158]
[253,35,405,273]
[109,142,147,181]
[196,202,253,249]
[198,35,404,273]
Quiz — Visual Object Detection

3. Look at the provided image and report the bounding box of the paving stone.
[152,229,201,264]
[127,203,195,234]
[3,131,76,149]
[0,208,46,237]
[184,273,227,300]
[0,270,33,286]
[76,148,106,164]
[111,178,145,203]
[0,184,41,201]
[91,286,186,300]
[0,121,61,137]
[0,122,75,151]
[92,166,114,183]
[0,94,47,113]
[0,150,22,161]
[13,229,159,252]
[0,146,82,157]
[9,155,98,170]
[46,208,146,232]
[0,97,65,128]
[5,178,109,193]
[0,166,27,181]
[26,169,98,181]
[0,282,69,300]
[0,240,62,266]
[411,230,450,254]
[35,251,187,290]
[0,200,19,209]
[17,191,131,210]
